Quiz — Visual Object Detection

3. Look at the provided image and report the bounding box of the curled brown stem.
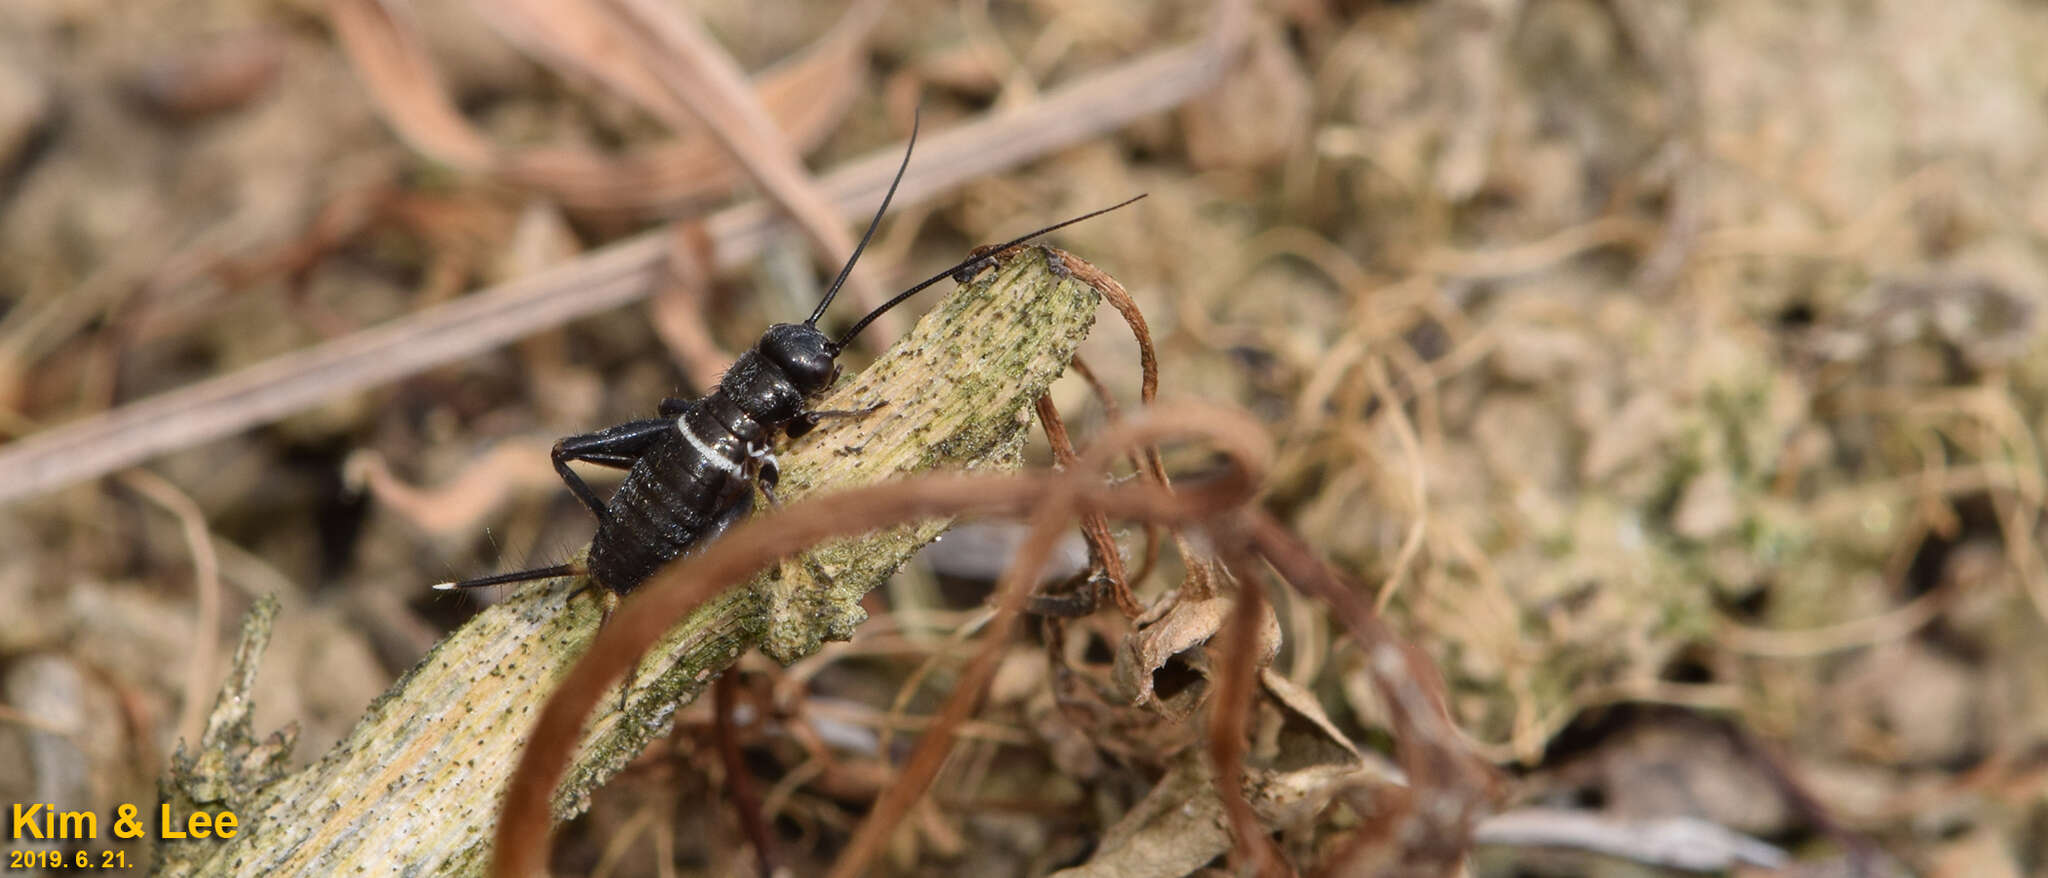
[1034,393,1140,617]
[1056,249,1175,592]
[1068,355,1164,587]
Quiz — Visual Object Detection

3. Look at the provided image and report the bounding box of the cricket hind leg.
[552,417,675,521]
[437,419,669,592]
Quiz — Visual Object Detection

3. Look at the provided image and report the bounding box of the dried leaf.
[1052,751,1400,878]
[1259,668,1360,760]
[1112,572,1280,718]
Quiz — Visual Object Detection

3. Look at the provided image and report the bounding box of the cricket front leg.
[784,401,888,439]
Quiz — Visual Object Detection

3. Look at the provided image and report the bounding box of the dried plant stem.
[154,251,1100,877]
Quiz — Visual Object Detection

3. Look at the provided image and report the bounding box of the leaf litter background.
[2,0,2046,875]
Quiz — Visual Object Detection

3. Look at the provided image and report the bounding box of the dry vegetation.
[3,0,2047,875]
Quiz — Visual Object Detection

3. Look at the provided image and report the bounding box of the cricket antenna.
[807,111,920,328]
[833,193,1148,350]
[431,563,580,591]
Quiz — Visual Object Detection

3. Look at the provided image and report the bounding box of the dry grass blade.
[0,229,662,505]
[504,9,875,213]
[477,0,886,327]
[1472,808,1787,872]
[476,0,693,131]
[334,0,875,213]
[597,0,896,335]
[0,0,1250,505]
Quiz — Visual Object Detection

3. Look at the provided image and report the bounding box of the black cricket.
[434,120,1142,602]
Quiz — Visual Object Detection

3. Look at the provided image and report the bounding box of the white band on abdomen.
[676,417,743,476]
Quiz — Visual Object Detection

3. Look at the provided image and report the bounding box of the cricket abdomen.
[586,399,757,595]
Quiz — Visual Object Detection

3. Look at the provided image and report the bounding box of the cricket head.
[759,322,839,396]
